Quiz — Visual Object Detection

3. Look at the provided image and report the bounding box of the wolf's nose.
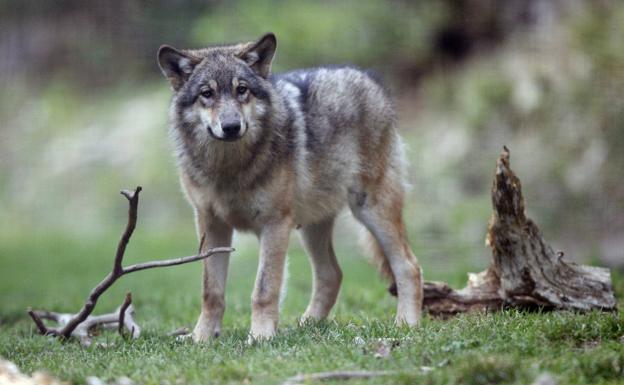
[222,122,241,137]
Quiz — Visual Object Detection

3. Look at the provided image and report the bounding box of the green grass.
[1,230,623,385]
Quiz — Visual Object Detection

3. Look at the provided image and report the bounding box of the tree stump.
[423,147,617,316]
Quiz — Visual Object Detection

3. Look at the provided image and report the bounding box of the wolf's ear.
[237,33,277,78]
[157,45,200,91]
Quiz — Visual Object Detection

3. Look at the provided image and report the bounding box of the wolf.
[157,33,423,341]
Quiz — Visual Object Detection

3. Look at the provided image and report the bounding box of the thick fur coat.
[158,33,423,341]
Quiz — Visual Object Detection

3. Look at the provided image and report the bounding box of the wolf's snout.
[222,122,241,137]
[214,107,244,141]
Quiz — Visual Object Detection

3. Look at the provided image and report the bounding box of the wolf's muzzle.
[222,122,241,139]
[207,124,241,142]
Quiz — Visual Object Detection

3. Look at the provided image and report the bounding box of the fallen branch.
[168,327,191,337]
[29,300,137,346]
[27,186,234,342]
[422,147,617,316]
[282,370,395,385]
[118,292,133,339]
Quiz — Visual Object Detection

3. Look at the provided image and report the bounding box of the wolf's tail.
[361,229,398,296]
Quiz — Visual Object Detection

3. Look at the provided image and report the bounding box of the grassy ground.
[1,228,623,385]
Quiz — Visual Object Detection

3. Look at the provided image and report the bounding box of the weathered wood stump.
[423,147,617,316]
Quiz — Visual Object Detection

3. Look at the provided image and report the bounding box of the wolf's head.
[158,33,277,143]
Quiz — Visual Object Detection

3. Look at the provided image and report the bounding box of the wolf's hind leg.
[349,184,423,326]
[300,217,343,322]
[193,213,233,342]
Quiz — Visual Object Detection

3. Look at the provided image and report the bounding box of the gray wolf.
[157,33,423,341]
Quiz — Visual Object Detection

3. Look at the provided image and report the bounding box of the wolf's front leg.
[250,219,292,341]
[193,213,233,342]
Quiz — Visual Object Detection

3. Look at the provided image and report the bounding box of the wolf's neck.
[179,127,287,191]
[177,92,297,190]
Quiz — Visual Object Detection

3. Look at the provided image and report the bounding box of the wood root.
[423,147,617,316]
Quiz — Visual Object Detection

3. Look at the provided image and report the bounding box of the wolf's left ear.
[238,33,277,78]
[157,45,201,91]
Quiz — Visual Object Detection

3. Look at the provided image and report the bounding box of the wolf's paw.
[192,327,221,342]
[298,312,325,326]
[394,312,421,328]
[246,332,275,345]
[192,317,221,342]
[247,324,276,345]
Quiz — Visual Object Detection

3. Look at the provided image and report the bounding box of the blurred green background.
[1,0,623,312]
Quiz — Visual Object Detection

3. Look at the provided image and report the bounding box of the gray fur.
[158,33,422,341]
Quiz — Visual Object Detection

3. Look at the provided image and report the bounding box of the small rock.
[86,376,106,385]
[372,338,400,359]
[0,359,66,385]
[176,333,193,342]
[374,342,391,359]
[115,376,134,385]
[532,373,557,385]
[437,358,450,367]
[94,342,116,349]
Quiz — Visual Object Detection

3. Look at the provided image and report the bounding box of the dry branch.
[167,327,191,337]
[30,301,137,345]
[118,292,132,339]
[28,186,234,343]
[423,147,617,316]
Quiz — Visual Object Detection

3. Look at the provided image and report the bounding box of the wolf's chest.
[210,192,266,232]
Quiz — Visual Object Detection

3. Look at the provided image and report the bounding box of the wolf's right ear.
[237,33,277,78]
[157,45,200,91]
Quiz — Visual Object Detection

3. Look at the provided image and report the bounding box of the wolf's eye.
[236,85,248,95]
[200,89,213,98]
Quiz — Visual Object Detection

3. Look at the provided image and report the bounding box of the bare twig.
[121,249,231,274]
[31,306,135,346]
[115,188,141,274]
[27,308,53,336]
[168,327,191,337]
[33,310,117,327]
[121,304,141,339]
[198,233,206,254]
[118,292,132,338]
[282,370,395,385]
[27,186,234,342]
[56,187,143,338]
